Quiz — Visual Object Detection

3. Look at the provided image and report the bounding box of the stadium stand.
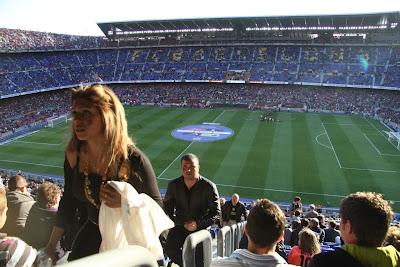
[0,11,399,266]
[1,44,400,97]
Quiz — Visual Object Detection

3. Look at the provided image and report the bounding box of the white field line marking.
[363,134,400,157]
[15,141,61,146]
[363,134,383,155]
[322,123,369,126]
[212,110,226,122]
[322,123,398,172]
[0,159,62,169]
[315,133,332,150]
[381,153,400,157]
[0,130,40,146]
[321,123,342,168]
[364,117,399,151]
[158,176,400,202]
[157,110,226,179]
[156,142,194,179]
[341,166,399,173]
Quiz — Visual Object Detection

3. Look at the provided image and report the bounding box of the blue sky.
[0,0,398,36]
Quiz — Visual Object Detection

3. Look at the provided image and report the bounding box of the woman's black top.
[55,147,162,229]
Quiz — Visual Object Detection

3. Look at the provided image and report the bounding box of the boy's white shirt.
[98,181,174,260]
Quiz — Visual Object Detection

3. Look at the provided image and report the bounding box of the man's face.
[232,195,239,205]
[181,159,200,181]
[339,218,357,244]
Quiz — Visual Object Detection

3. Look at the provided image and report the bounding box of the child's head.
[0,187,7,229]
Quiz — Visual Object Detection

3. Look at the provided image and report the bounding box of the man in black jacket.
[221,193,247,226]
[163,153,220,266]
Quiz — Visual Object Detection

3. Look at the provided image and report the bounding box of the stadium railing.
[61,245,158,267]
[231,222,245,250]
[217,222,246,258]
[182,229,213,267]
[217,226,233,257]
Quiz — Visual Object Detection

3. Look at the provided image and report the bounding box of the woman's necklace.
[82,155,108,209]
[81,151,131,209]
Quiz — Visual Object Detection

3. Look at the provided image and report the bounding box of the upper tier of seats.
[1,45,399,97]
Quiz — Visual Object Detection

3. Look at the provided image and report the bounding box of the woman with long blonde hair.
[45,84,162,262]
[288,228,321,267]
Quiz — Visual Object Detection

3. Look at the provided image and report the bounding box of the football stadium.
[0,8,400,267]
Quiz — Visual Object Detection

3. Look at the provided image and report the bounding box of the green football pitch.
[1,107,399,211]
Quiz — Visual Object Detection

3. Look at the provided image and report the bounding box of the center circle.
[171,123,234,142]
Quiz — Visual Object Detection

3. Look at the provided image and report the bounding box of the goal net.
[385,131,400,150]
[47,114,68,128]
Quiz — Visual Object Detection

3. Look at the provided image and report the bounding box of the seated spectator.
[289,209,302,224]
[309,192,400,267]
[309,218,325,243]
[289,219,302,247]
[2,175,35,238]
[385,226,400,252]
[221,193,247,226]
[212,198,297,266]
[289,196,302,215]
[304,204,318,219]
[324,221,340,243]
[218,197,226,227]
[284,226,293,246]
[23,181,61,249]
[0,186,37,266]
[317,215,326,229]
[288,228,321,267]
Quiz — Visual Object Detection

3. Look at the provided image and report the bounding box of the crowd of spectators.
[0,169,399,266]
[0,90,69,136]
[1,83,399,139]
[0,28,109,51]
[1,43,400,96]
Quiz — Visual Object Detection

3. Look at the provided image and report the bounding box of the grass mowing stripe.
[292,113,324,204]
[134,108,189,147]
[234,112,266,191]
[199,110,242,180]
[212,110,257,187]
[235,112,277,200]
[264,112,294,200]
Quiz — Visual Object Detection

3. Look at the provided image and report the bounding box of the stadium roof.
[97,12,400,37]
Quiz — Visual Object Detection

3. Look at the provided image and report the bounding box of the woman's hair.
[37,182,61,208]
[67,84,134,169]
[0,187,6,215]
[299,228,321,256]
